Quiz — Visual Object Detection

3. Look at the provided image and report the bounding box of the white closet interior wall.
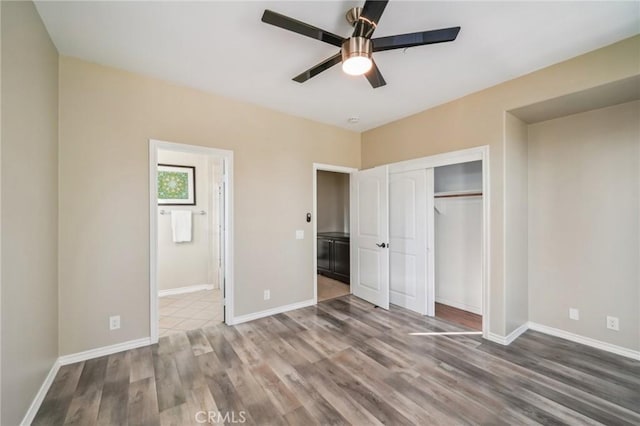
[434,161,483,314]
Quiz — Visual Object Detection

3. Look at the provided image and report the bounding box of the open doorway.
[149,140,234,342]
[433,161,483,331]
[313,164,357,303]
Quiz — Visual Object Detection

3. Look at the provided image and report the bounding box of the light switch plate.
[110,315,121,330]
[569,308,579,320]
[296,230,304,240]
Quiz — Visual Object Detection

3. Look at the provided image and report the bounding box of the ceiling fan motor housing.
[342,37,372,63]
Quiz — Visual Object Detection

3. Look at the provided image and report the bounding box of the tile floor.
[158,289,223,336]
[317,274,350,301]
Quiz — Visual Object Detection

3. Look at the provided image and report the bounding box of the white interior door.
[351,166,390,309]
[389,169,428,314]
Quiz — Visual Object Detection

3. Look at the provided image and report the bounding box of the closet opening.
[433,161,483,331]
[313,164,357,303]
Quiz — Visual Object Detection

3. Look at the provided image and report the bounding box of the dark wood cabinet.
[317,232,350,284]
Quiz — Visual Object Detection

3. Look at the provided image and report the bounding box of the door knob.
[376,243,387,248]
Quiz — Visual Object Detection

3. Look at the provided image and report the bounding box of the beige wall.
[362,35,640,337]
[504,113,529,334]
[528,101,639,351]
[1,2,59,424]
[58,57,360,355]
[157,150,218,291]
[317,171,350,233]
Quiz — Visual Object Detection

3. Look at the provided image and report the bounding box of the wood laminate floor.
[435,302,483,331]
[34,295,640,425]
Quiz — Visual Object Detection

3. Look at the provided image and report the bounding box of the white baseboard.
[20,359,61,426]
[435,297,481,315]
[487,321,529,345]
[58,337,152,365]
[158,284,215,298]
[528,322,640,361]
[22,337,152,423]
[230,299,315,325]
[21,317,639,425]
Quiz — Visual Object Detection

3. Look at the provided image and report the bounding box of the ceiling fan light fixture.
[342,56,372,76]
[341,37,372,76]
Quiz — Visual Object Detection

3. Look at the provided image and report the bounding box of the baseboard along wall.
[20,305,640,424]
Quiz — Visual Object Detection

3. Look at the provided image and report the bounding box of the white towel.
[171,210,192,243]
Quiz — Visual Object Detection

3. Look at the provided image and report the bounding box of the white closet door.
[389,169,428,314]
[351,166,390,309]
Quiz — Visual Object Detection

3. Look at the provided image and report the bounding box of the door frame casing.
[387,145,490,339]
[149,139,234,343]
[312,163,358,304]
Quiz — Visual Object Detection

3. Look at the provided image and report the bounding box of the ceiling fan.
[261,0,461,88]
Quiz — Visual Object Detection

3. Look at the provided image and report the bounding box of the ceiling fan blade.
[372,27,461,52]
[364,59,386,88]
[353,0,389,38]
[262,10,345,47]
[361,0,389,24]
[293,53,342,83]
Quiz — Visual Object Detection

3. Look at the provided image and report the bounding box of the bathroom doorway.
[149,140,234,342]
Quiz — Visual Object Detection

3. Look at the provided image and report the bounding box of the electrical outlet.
[109,315,121,330]
[606,316,619,331]
[264,290,270,301]
[295,230,304,240]
[569,308,579,321]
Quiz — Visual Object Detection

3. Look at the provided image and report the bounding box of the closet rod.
[434,192,483,199]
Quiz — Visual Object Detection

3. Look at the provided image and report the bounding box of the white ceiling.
[35,1,640,131]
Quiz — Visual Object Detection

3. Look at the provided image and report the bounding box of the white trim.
[486,321,640,360]
[387,146,486,174]
[21,338,151,424]
[487,322,529,345]
[149,139,234,344]
[426,168,435,316]
[158,284,214,298]
[58,337,152,366]
[312,163,357,305]
[502,113,508,354]
[435,298,482,316]
[230,299,315,325]
[528,322,640,361]
[481,151,491,342]
[19,360,61,426]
